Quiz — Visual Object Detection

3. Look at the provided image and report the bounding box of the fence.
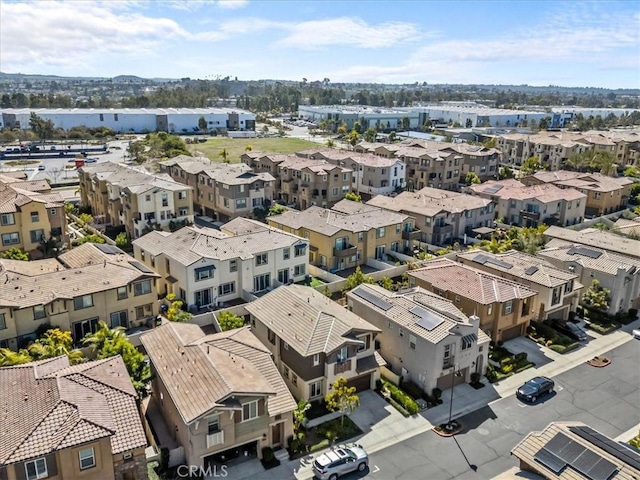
[380,365,401,386]
[68,212,116,245]
[168,446,185,468]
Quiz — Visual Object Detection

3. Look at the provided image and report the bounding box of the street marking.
[557,386,564,391]
[519,403,529,408]
[372,465,380,473]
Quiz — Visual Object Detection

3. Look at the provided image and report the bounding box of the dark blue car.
[517,376,555,403]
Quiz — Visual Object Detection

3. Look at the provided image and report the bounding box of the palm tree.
[218,148,230,163]
[28,328,85,365]
[83,321,125,353]
[0,348,32,366]
[326,139,335,148]
[591,151,616,176]
[564,152,589,172]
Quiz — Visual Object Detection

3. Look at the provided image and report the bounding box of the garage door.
[501,324,523,342]
[347,374,372,392]
[436,367,468,390]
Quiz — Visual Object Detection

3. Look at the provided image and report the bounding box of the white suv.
[312,444,368,480]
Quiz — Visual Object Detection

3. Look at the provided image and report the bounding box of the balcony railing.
[432,223,453,234]
[206,431,224,448]
[334,359,352,375]
[333,245,357,258]
[402,229,421,241]
[519,209,541,220]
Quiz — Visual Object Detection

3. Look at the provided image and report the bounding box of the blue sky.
[1,0,638,88]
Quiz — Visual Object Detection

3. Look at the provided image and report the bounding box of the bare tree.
[48,166,64,184]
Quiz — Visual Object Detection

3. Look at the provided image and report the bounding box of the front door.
[195,288,212,307]
[271,423,281,447]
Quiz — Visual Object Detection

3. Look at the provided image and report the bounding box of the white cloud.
[217,0,248,9]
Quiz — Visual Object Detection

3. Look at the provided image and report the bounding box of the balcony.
[432,223,453,235]
[333,245,357,258]
[402,228,421,241]
[206,431,225,448]
[334,359,352,375]
[519,209,541,220]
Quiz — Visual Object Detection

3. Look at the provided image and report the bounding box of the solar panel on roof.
[484,185,503,194]
[534,448,566,474]
[472,254,489,265]
[128,260,155,274]
[569,426,640,470]
[487,258,514,269]
[524,266,539,275]
[567,246,603,259]
[94,244,124,255]
[410,305,444,331]
[572,450,616,480]
[585,458,619,480]
[351,288,392,311]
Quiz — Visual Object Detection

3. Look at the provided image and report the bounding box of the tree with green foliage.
[74,234,106,245]
[630,431,640,449]
[337,124,348,137]
[29,112,54,141]
[292,400,311,446]
[198,116,208,133]
[342,266,373,296]
[352,121,363,135]
[267,204,286,217]
[219,148,230,163]
[482,137,497,148]
[582,279,610,311]
[115,232,129,248]
[344,192,362,202]
[564,152,590,172]
[217,311,245,331]
[325,377,360,427]
[401,116,410,130]
[498,165,515,180]
[165,293,193,322]
[515,225,549,254]
[346,130,360,148]
[364,127,377,143]
[0,247,29,261]
[83,320,126,352]
[326,139,335,148]
[378,277,393,291]
[465,172,481,185]
[0,348,33,367]
[590,150,616,176]
[388,131,397,142]
[78,213,93,226]
[520,156,544,176]
[28,328,85,364]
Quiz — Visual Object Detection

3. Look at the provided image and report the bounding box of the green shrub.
[550,344,567,353]
[586,322,620,335]
[309,439,330,452]
[470,372,481,384]
[381,379,420,415]
[500,357,512,367]
[261,447,275,462]
[514,352,528,363]
[515,363,534,374]
[432,387,442,400]
[501,364,514,374]
[388,397,411,417]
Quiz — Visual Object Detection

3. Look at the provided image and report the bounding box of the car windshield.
[345,449,357,459]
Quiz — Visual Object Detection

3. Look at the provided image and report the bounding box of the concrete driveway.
[502,336,555,369]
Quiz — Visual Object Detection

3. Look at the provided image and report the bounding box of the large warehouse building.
[0,108,256,134]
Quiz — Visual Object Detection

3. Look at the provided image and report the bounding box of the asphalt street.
[341,340,640,480]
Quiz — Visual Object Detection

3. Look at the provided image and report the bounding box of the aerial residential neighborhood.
[1,2,639,480]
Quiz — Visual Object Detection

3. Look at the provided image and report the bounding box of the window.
[242,400,258,421]
[377,227,385,238]
[145,194,151,202]
[136,304,153,319]
[291,373,298,386]
[277,269,289,284]
[487,304,493,316]
[33,305,46,320]
[409,334,416,350]
[134,279,152,296]
[218,282,235,296]
[207,416,220,434]
[283,365,290,379]
[387,321,393,330]
[0,213,15,225]
[141,251,145,261]
[551,286,561,306]
[398,327,404,337]
[454,295,460,304]
[336,347,348,364]
[462,336,473,350]
[294,264,305,276]
[396,224,401,234]
[283,342,289,350]
[223,198,229,208]
[31,211,39,223]
[195,266,214,281]
[179,207,189,216]
[161,193,168,207]
[30,229,45,243]
[229,259,238,272]
[443,344,454,368]
[267,328,276,345]
[294,244,306,257]
[313,353,320,366]
[310,380,323,398]
[256,253,268,266]
[110,311,128,329]
[178,191,187,200]
[0,313,5,330]
[74,294,93,310]
[79,447,96,470]
[332,187,338,196]
[564,280,574,293]
[504,300,513,315]
[25,458,48,480]
[283,248,290,260]
[343,173,349,181]
[117,286,127,300]
[252,197,263,207]
[358,232,364,242]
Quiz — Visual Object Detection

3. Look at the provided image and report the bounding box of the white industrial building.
[298,105,422,130]
[0,108,256,134]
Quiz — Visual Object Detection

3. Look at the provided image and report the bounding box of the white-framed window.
[145,194,151,202]
[136,304,153,319]
[256,253,268,266]
[294,264,305,276]
[207,415,220,434]
[25,457,48,480]
[110,310,128,329]
[409,334,416,350]
[294,244,306,257]
[283,365,290,379]
[179,207,189,216]
[30,229,45,243]
[178,191,187,200]
[337,346,348,364]
[79,447,96,470]
[462,336,474,350]
[229,259,238,272]
[487,304,493,315]
[218,282,235,296]
[313,353,320,366]
[117,286,128,300]
[236,198,247,209]
[398,327,404,337]
[0,213,15,225]
[454,295,460,304]
[291,373,298,386]
[31,211,39,223]
[242,400,259,421]
[387,321,393,330]
[161,193,168,207]
[33,305,46,320]
[332,187,338,196]
[504,300,513,315]
[310,380,323,398]
[134,279,152,296]
[283,248,290,260]
[377,227,385,238]
[74,294,93,310]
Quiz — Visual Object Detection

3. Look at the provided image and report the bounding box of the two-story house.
[0,243,159,350]
[521,171,633,217]
[246,285,385,402]
[367,187,495,247]
[241,153,352,210]
[159,156,275,222]
[537,240,640,314]
[347,283,490,393]
[543,226,640,260]
[131,218,309,310]
[78,162,194,239]
[0,355,148,480]
[141,323,296,468]
[395,145,461,192]
[296,149,406,196]
[452,143,500,182]
[268,199,412,272]
[457,250,582,321]
[0,176,67,257]
[408,258,539,342]
[468,179,586,227]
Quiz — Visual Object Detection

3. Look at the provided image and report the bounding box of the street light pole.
[447,363,459,430]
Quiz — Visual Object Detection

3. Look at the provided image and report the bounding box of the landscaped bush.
[388,397,411,417]
[586,322,620,335]
[514,352,528,363]
[381,379,420,415]
[309,439,330,453]
[470,372,481,384]
[486,364,513,383]
[549,342,580,354]
[489,345,513,362]
[402,381,426,401]
[499,356,512,368]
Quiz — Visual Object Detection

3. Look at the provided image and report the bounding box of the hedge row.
[379,379,420,415]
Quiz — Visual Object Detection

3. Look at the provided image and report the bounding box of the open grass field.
[188,137,320,163]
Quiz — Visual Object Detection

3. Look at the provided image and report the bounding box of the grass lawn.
[188,137,319,163]
[310,277,326,288]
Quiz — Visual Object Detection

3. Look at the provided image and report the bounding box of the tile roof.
[526,171,633,193]
[132,222,307,266]
[537,241,640,275]
[408,258,538,305]
[80,161,191,194]
[543,226,640,259]
[161,156,275,185]
[269,200,409,236]
[298,149,402,168]
[0,243,159,309]
[140,324,296,424]
[0,356,146,464]
[469,179,586,203]
[367,187,491,217]
[245,285,381,356]
[612,218,640,236]
[511,422,640,480]
[457,250,579,288]
[0,181,64,214]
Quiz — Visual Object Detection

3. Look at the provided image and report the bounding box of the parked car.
[313,445,369,480]
[517,376,555,403]
[38,165,46,171]
[549,320,588,341]
[632,329,640,340]
[84,157,98,163]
